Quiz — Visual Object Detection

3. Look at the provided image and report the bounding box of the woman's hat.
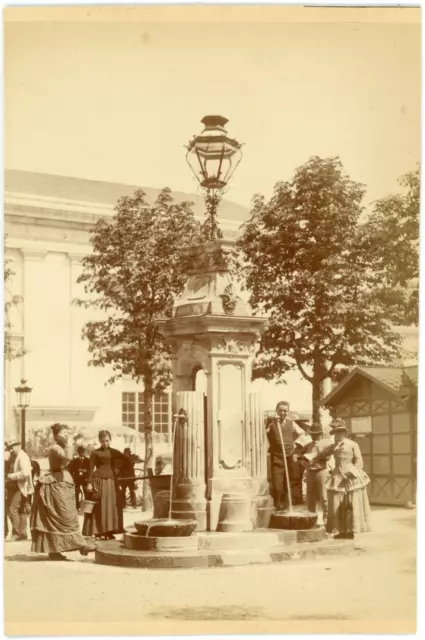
[309,423,323,435]
[329,418,348,434]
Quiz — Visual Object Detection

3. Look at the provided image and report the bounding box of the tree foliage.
[360,167,420,326]
[4,249,26,362]
[238,156,404,423]
[75,188,199,506]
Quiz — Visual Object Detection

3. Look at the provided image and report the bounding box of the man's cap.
[309,423,323,435]
[6,440,21,449]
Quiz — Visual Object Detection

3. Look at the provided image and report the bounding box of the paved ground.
[3,507,416,635]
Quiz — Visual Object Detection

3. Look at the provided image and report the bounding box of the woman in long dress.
[83,430,125,540]
[30,424,96,561]
[314,418,371,539]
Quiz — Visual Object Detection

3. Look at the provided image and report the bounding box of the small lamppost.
[186,115,243,241]
[14,379,32,450]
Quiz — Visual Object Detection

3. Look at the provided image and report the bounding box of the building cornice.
[4,189,244,233]
[23,406,98,422]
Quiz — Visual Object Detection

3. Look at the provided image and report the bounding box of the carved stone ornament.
[219,284,238,315]
[213,336,246,354]
[219,459,242,470]
[180,340,195,356]
[249,333,261,354]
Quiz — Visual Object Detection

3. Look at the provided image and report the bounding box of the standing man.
[5,440,34,541]
[298,422,334,524]
[120,448,142,509]
[266,401,305,511]
[4,442,12,539]
[67,445,90,510]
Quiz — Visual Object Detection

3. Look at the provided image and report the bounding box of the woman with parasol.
[310,418,371,539]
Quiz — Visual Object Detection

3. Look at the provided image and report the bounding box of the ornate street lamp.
[186,115,243,241]
[15,379,32,450]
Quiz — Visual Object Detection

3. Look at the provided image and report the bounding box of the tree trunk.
[311,377,322,427]
[311,352,325,426]
[142,378,153,512]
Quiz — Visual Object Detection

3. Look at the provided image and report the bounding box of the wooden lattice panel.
[391,399,408,414]
[351,401,370,416]
[334,404,350,417]
[392,413,411,434]
[371,400,390,414]
[392,478,414,503]
[370,477,391,502]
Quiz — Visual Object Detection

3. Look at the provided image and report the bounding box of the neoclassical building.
[4,169,249,445]
[4,169,418,446]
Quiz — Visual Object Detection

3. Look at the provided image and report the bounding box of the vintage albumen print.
[2,5,420,637]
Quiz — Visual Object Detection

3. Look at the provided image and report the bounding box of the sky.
[4,14,421,211]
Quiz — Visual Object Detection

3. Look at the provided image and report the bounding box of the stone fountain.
[95,116,354,568]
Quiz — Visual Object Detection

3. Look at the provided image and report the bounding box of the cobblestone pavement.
[3,507,416,634]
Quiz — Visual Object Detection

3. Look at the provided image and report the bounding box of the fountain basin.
[95,527,355,569]
[134,518,197,537]
[269,510,318,530]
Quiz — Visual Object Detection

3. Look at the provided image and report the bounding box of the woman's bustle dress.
[321,438,372,535]
[30,444,88,553]
[82,447,124,537]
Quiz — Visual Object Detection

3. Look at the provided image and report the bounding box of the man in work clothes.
[5,440,34,541]
[266,401,305,511]
[299,422,334,524]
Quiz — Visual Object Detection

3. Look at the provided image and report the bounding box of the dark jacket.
[88,447,125,483]
[67,455,90,484]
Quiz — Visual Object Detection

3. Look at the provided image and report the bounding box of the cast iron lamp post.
[186,115,243,241]
[14,379,32,450]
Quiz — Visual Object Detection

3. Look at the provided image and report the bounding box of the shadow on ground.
[4,554,90,563]
[4,554,48,562]
[148,607,359,622]
[148,605,270,620]
[290,614,356,621]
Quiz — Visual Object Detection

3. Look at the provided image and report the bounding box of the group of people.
[4,403,371,558]
[4,424,143,560]
[266,401,372,538]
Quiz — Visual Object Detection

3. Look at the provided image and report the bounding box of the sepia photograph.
[2,4,421,637]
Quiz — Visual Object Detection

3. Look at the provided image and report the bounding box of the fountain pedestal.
[158,240,273,532]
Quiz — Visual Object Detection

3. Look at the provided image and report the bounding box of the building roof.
[323,365,418,406]
[4,168,250,224]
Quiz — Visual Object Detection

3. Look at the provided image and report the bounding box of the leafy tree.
[75,188,199,508]
[4,248,26,362]
[360,167,420,326]
[238,156,404,424]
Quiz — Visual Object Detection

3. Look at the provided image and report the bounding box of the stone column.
[171,390,207,530]
[21,249,48,404]
[248,392,274,528]
[68,253,83,404]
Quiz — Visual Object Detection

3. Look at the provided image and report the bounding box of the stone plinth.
[157,239,271,532]
[95,526,356,568]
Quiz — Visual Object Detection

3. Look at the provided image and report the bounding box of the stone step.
[95,538,355,569]
[123,526,326,552]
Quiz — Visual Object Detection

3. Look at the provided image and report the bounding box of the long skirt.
[82,476,119,536]
[326,487,371,535]
[31,481,87,553]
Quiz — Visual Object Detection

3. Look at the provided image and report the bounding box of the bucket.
[81,499,97,514]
